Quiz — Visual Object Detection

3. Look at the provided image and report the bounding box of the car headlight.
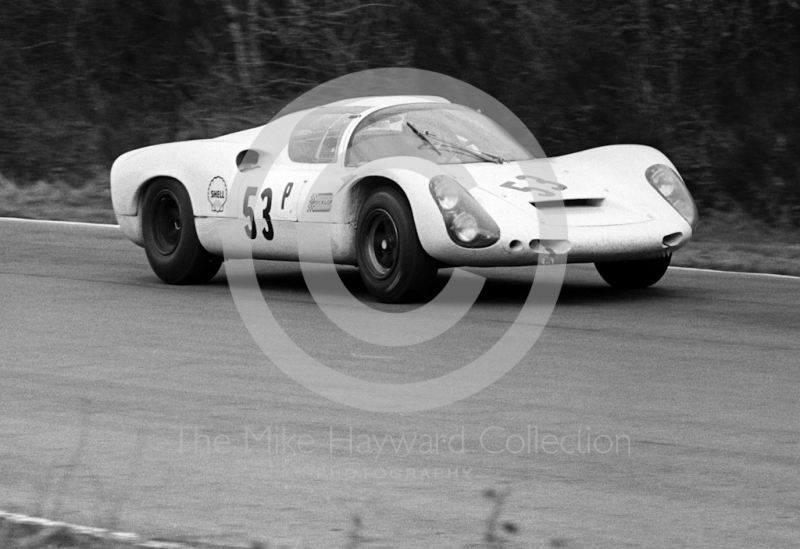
[429,175,500,248]
[645,164,699,229]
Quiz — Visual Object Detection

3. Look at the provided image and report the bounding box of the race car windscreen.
[345,103,534,166]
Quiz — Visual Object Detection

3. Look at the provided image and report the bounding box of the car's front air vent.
[532,198,604,208]
[662,232,684,247]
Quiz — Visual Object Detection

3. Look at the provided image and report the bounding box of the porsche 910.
[110,95,698,302]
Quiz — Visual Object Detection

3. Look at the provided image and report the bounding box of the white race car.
[111,96,697,302]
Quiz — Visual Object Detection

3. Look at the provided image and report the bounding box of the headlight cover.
[429,175,500,248]
[645,164,698,229]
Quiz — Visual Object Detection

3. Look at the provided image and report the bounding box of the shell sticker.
[207,176,228,212]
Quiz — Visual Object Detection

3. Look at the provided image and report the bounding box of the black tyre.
[595,254,671,289]
[356,186,438,303]
[142,179,222,284]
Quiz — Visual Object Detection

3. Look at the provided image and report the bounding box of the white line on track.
[0,216,119,229]
[0,510,190,548]
[2,217,799,281]
[669,266,800,280]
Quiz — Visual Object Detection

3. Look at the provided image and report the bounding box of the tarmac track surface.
[1,218,799,548]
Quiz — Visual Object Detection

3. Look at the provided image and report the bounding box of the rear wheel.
[142,179,221,284]
[356,186,438,302]
[595,255,671,289]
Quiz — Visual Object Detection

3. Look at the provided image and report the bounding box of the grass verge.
[0,489,531,549]
[670,208,800,277]
[0,174,116,225]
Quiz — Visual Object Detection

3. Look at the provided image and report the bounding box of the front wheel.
[356,186,438,303]
[595,255,671,289]
[142,178,222,284]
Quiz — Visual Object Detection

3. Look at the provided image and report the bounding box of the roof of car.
[214,96,452,144]
[321,95,450,108]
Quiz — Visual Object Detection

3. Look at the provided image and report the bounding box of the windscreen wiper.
[407,124,505,164]
[406,122,441,156]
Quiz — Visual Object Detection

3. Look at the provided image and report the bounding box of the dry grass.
[0,490,528,549]
[0,404,525,549]
[671,207,800,276]
[0,174,116,224]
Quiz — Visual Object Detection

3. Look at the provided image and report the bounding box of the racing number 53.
[501,175,567,198]
[243,186,274,241]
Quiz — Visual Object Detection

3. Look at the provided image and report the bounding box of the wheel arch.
[116,175,193,247]
[338,172,449,261]
[345,175,406,223]
[111,140,243,247]
[140,177,222,284]
[351,178,439,302]
[111,140,242,218]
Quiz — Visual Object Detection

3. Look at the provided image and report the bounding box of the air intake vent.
[236,149,260,172]
[532,198,604,208]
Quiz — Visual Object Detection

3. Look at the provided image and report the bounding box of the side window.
[288,108,365,163]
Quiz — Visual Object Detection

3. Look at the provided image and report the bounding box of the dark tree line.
[1,0,798,223]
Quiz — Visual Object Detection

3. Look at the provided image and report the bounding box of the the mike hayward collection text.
[177,425,632,457]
